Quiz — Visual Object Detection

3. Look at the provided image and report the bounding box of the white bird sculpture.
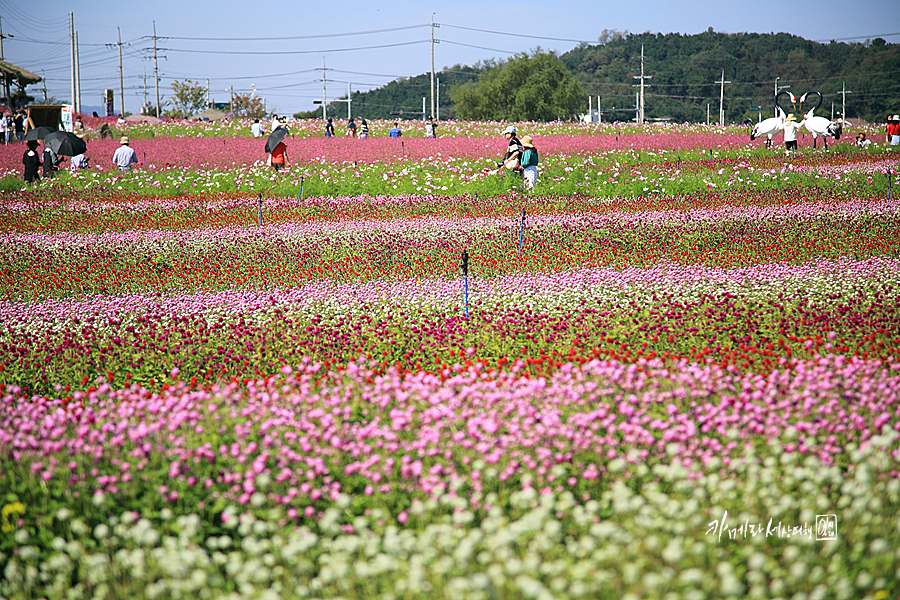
[751,106,786,148]
[800,91,842,149]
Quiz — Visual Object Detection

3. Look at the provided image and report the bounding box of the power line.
[813,31,900,42]
[159,24,429,42]
[155,39,429,55]
[439,39,518,55]
[440,23,596,44]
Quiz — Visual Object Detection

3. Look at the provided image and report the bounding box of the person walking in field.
[520,135,539,190]
[783,114,802,156]
[887,115,900,147]
[269,138,288,171]
[112,137,139,172]
[347,117,357,138]
[425,116,437,138]
[23,140,41,182]
[359,118,369,139]
[325,118,335,138]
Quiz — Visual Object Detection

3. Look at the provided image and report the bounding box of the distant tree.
[163,79,208,118]
[451,50,585,121]
[597,29,627,45]
[232,93,266,118]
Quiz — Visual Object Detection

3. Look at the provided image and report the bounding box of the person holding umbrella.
[265,127,289,171]
[42,143,60,178]
[44,131,89,173]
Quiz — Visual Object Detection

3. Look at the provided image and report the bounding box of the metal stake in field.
[257,192,262,227]
[461,249,469,318]
[519,209,525,255]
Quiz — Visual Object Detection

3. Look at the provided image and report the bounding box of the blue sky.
[1,0,897,115]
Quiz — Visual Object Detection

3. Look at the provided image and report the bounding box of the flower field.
[1,121,899,600]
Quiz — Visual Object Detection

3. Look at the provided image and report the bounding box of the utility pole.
[706,103,710,126]
[0,16,11,61]
[430,17,439,120]
[635,91,639,124]
[774,77,779,117]
[117,27,124,116]
[774,77,790,117]
[436,77,440,121]
[0,15,12,105]
[840,82,852,121]
[716,70,731,125]
[347,82,351,119]
[598,95,602,123]
[321,58,327,120]
[74,30,81,113]
[69,13,75,110]
[42,70,47,103]
[632,44,651,123]
[153,21,160,117]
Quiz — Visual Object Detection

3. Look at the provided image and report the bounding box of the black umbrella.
[44,131,87,157]
[265,127,289,154]
[24,126,59,141]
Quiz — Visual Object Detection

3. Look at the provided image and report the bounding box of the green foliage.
[164,79,209,119]
[231,93,266,119]
[451,51,585,121]
[342,32,897,124]
[562,31,900,123]
[0,175,22,192]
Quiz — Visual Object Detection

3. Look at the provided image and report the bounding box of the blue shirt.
[389,128,402,138]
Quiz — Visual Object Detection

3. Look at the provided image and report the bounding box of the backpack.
[523,148,539,167]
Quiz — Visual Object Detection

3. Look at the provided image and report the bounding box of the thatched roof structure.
[0,60,42,86]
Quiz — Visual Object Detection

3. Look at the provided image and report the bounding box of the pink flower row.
[0,132,752,172]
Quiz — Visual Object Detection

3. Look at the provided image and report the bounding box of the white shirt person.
[112,137,138,171]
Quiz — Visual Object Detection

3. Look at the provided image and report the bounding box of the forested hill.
[298,63,488,122]
[304,30,899,123]
[562,29,900,123]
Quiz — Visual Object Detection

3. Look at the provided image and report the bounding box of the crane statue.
[799,91,842,149]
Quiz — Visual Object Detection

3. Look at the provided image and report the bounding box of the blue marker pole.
[298,176,304,205]
[257,192,262,227]
[519,208,525,255]
[461,249,469,318]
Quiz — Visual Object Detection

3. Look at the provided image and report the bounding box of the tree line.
[305,30,899,123]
